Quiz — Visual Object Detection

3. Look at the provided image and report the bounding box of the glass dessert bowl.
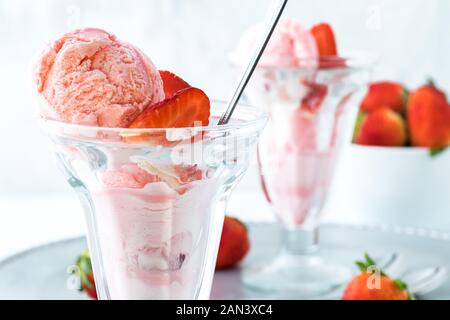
[40,101,267,300]
[242,53,375,298]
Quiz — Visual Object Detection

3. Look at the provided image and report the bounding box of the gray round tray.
[1,223,449,300]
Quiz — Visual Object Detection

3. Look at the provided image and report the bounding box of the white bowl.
[324,145,450,232]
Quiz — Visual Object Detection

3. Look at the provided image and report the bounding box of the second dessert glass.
[40,102,267,300]
[242,54,374,298]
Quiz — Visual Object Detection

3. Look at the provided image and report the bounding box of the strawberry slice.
[129,87,210,129]
[318,56,346,69]
[311,23,338,56]
[135,160,203,195]
[174,165,203,184]
[160,70,191,99]
[300,81,328,112]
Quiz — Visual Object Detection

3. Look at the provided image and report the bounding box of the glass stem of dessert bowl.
[242,53,374,298]
[40,102,267,300]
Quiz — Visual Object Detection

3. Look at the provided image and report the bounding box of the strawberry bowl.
[325,145,450,232]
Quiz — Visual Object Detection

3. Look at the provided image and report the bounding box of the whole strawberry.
[342,254,413,300]
[407,82,450,149]
[76,250,97,300]
[216,216,250,270]
[355,108,407,147]
[360,81,408,114]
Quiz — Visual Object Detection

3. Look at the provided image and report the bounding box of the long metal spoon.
[218,0,288,125]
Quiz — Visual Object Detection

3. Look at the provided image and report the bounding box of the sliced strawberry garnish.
[160,70,191,99]
[134,161,203,194]
[300,81,328,112]
[311,23,338,56]
[318,56,346,69]
[129,87,210,129]
[174,165,203,184]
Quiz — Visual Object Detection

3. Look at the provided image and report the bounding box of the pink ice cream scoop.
[232,17,318,68]
[34,28,164,127]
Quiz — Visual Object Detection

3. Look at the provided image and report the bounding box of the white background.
[0,0,449,257]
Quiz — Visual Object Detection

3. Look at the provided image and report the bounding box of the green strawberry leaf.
[356,261,367,272]
[430,147,448,158]
[364,253,376,266]
[393,278,415,300]
[401,89,409,109]
[363,253,387,276]
[426,78,435,86]
[352,111,366,143]
[394,278,408,291]
[76,250,94,290]
[356,252,413,299]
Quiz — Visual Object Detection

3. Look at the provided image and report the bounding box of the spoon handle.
[218,0,288,125]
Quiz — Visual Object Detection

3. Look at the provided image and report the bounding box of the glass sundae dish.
[34,28,267,299]
[233,18,374,297]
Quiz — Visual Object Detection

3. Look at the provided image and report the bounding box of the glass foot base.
[242,254,351,299]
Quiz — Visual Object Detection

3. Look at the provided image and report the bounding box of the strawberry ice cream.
[47,110,253,300]
[34,26,266,300]
[33,28,218,300]
[231,17,318,68]
[34,28,164,127]
[238,19,354,226]
[94,162,217,299]
[234,19,371,295]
